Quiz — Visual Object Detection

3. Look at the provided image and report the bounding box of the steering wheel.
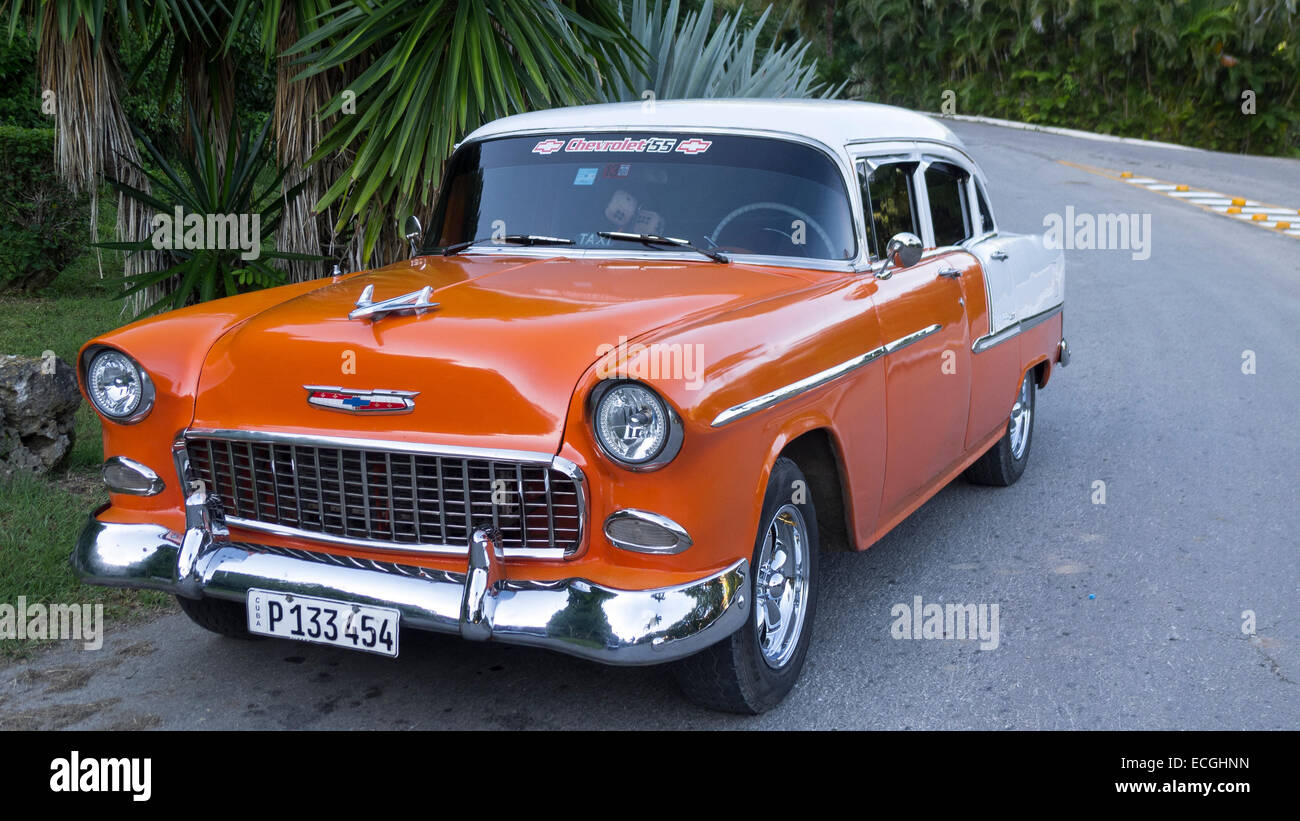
[710,202,836,258]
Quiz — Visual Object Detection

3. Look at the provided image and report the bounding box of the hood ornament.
[348,284,439,321]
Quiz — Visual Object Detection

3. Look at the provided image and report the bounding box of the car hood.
[193,254,812,453]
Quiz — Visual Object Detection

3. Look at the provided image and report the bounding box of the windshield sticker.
[573,167,598,185]
[602,163,632,178]
[531,136,713,155]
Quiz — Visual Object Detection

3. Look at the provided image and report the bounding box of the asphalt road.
[3,121,1298,730]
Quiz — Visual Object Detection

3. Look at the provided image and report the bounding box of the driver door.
[856,156,973,521]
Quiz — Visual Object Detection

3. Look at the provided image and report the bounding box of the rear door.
[964,178,1064,335]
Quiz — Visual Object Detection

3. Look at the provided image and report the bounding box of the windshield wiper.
[597,231,730,263]
[442,234,574,256]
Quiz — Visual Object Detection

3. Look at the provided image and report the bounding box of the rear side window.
[858,160,919,260]
[924,161,971,246]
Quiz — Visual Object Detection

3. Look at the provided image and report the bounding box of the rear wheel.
[965,369,1036,487]
[673,457,819,714]
[176,595,258,639]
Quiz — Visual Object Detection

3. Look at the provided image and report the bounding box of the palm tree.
[284,0,644,267]
[4,0,231,311]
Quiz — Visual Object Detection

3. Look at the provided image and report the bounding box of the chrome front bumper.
[72,509,749,666]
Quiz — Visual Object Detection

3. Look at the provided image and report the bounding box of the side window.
[858,160,919,260]
[975,182,995,235]
[924,161,971,246]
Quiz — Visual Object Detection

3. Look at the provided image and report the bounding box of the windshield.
[424,133,857,261]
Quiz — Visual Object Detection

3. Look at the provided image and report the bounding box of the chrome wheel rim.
[1009,373,1033,459]
[754,503,810,669]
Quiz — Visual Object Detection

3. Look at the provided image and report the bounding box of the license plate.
[246,589,400,657]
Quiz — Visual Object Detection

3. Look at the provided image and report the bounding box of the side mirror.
[401,215,423,258]
[877,231,923,279]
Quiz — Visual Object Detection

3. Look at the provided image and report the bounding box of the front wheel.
[673,457,819,714]
[965,369,1037,487]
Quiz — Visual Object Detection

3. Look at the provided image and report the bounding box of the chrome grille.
[186,435,582,556]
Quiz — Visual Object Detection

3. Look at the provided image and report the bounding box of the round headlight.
[86,348,153,422]
[592,381,683,469]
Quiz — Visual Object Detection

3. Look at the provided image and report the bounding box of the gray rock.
[0,352,81,477]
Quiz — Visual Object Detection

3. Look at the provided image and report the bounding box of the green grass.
[0,194,171,659]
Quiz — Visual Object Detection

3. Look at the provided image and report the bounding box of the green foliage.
[99,112,316,315]
[286,0,645,263]
[0,126,88,293]
[831,0,1300,155]
[0,24,42,126]
[594,0,841,101]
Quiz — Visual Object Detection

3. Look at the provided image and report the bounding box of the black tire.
[176,595,260,639]
[673,457,819,714]
[965,369,1036,487]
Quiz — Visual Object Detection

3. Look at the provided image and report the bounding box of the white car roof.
[464,99,966,153]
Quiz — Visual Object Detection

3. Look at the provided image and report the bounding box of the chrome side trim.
[885,323,942,354]
[71,516,749,666]
[971,303,1063,354]
[604,509,694,554]
[710,324,943,427]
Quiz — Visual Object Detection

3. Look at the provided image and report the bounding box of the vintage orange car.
[74,100,1067,713]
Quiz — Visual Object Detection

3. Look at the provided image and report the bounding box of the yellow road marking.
[1057,160,1300,240]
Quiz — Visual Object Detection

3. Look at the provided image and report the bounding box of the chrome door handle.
[990,250,1009,261]
[938,265,961,278]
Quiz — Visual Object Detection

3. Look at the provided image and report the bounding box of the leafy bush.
[100,113,316,316]
[0,127,88,293]
[0,27,44,128]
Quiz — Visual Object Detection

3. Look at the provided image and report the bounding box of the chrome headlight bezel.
[589,380,684,471]
[81,345,155,424]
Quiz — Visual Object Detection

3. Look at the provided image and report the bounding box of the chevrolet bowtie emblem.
[348,284,439,321]
[304,386,418,413]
